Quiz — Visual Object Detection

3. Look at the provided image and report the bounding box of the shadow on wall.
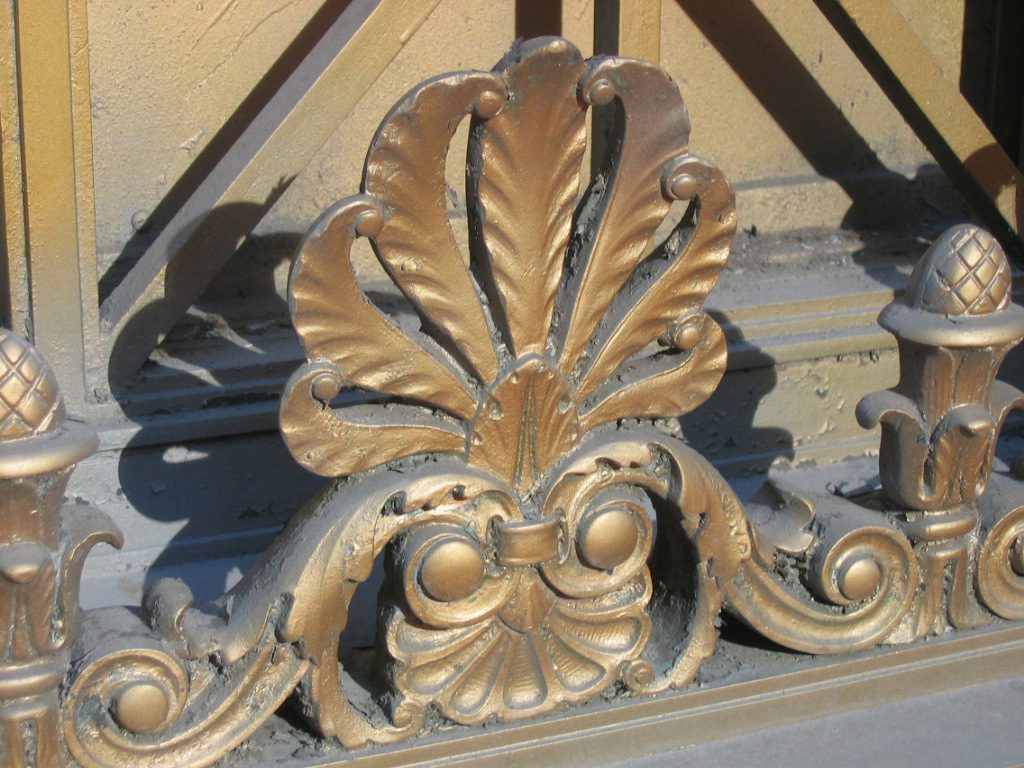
[86,0,360,611]
[101,6,987,610]
[109,211,319,605]
[97,0,357,306]
[964,142,1024,256]
[677,0,968,234]
[680,322,793,486]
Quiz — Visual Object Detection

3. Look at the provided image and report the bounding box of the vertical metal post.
[591,0,662,175]
[594,0,661,62]
[7,1,99,407]
[516,0,563,39]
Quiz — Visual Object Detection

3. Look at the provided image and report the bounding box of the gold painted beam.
[306,624,1024,768]
[814,0,1024,250]
[8,0,98,406]
[102,0,442,385]
[595,0,661,62]
[0,0,29,338]
[591,0,662,175]
[516,0,563,39]
[68,0,103,402]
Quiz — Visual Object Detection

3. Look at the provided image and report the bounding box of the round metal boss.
[576,506,639,571]
[418,535,486,602]
[111,682,171,734]
[836,556,883,602]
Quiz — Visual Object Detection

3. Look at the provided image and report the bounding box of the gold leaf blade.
[466,356,579,495]
[577,157,736,399]
[579,317,727,432]
[557,57,692,377]
[280,362,466,478]
[288,195,478,420]
[502,632,548,711]
[543,631,606,692]
[545,603,649,657]
[468,38,587,357]
[447,627,511,718]
[396,621,500,696]
[364,73,505,384]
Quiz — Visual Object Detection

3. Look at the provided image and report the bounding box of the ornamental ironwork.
[0,37,1022,767]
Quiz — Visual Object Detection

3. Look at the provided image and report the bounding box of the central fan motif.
[280,38,735,490]
[278,37,738,725]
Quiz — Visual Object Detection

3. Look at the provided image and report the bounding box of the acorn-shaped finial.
[877,224,1024,349]
[0,329,96,480]
[859,224,1024,510]
[0,329,65,441]
[904,224,1011,316]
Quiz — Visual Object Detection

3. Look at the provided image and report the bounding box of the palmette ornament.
[56,39,753,767]
[57,39,747,768]
[279,36,742,725]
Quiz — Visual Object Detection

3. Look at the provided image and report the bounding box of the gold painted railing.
[1,37,1023,767]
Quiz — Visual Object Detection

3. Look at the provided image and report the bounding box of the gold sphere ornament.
[112,683,172,734]
[418,535,486,602]
[836,556,882,602]
[576,506,639,570]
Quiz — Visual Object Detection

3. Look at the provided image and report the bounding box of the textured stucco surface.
[87,0,970,264]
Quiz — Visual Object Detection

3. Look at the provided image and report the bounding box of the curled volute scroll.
[725,224,1024,649]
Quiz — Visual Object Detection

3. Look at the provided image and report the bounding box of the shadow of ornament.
[0,35,1017,768]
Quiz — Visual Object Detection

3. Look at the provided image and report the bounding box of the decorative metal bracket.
[0,36,1023,767]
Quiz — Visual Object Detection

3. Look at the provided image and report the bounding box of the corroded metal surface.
[1,34,1023,768]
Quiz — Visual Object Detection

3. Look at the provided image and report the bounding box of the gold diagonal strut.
[814,0,1023,247]
[102,0,443,384]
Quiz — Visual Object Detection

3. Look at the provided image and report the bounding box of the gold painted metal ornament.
[0,34,1023,768]
[278,36,741,729]
[726,223,1024,650]
[857,224,1024,639]
[31,37,744,767]
[0,330,121,767]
